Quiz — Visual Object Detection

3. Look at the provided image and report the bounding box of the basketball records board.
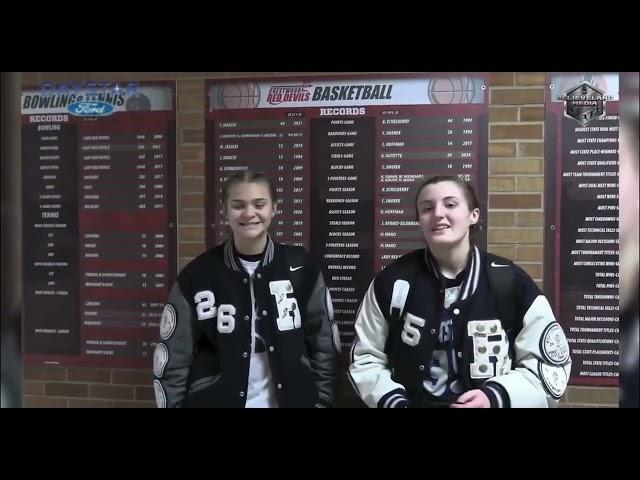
[204,74,490,360]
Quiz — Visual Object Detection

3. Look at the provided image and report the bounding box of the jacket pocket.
[188,373,222,394]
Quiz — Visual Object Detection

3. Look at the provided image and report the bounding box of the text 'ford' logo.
[67,101,114,116]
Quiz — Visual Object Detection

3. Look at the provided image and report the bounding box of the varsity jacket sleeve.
[305,269,340,407]
[349,280,409,408]
[304,263,341,408]
[481,266,572,408]
[153,281,201,408]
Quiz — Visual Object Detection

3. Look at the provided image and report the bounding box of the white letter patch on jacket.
[467,320,512,379]
[269,280,301,331]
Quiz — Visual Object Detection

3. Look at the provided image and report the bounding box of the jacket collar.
[424,245,481,301]
[223,234,275,272]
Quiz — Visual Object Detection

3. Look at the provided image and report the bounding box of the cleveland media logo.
[557,81,613,126]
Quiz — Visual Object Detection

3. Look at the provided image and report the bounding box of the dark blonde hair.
[221,170,277,208]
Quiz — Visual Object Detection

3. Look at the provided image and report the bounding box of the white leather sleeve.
[348,281,408,408]
[487,295,572,408]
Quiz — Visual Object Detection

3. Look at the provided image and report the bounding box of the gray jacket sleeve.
[304,271,342,407]
[153,282,200,408]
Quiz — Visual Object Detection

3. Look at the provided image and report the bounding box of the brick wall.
[487,72,546,290]
[23,365,154,408]
[20,72,618,408]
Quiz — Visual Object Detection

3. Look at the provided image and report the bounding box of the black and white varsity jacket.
[153,236,341,408]
[348,246,572,408]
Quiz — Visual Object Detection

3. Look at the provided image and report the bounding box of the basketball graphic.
[125,93,151,111]
[213,82,261,109]
[427,76,477,104]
